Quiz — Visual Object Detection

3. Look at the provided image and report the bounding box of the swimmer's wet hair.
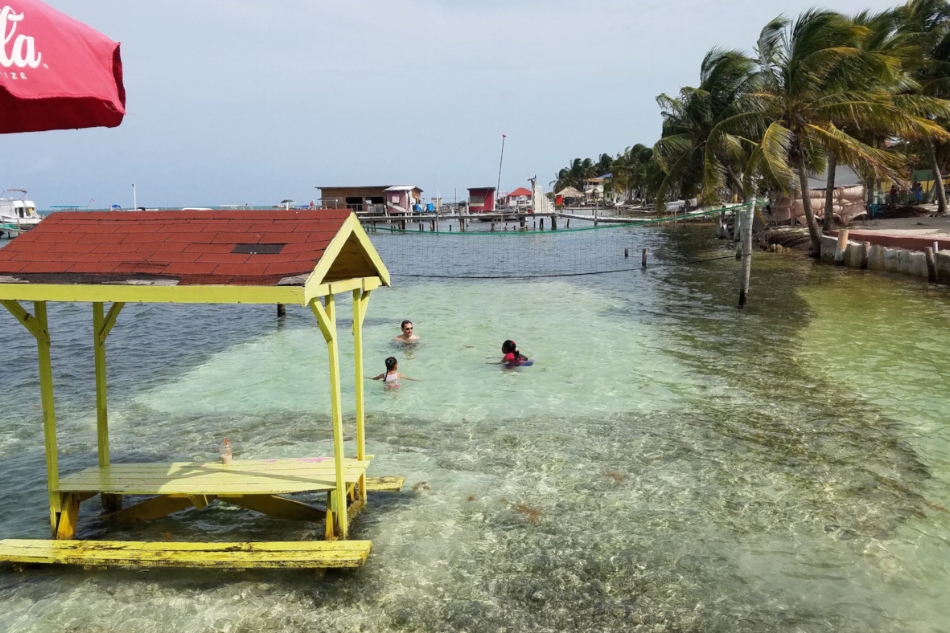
[385,357,397,371]
[401,320,412,329]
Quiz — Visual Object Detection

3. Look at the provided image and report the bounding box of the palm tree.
[822,9,910,232]
[612,144,661,204]
[552,157,595,192]
[895,0,950,214]
[654,48,758,210]
[710,10,948,253]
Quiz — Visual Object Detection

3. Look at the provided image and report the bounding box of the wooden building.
[467,187,496,213]
[318,185,423,214]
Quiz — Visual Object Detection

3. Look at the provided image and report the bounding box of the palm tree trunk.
[796,160,822,255]
[924,136,947,215]
[823,154,836,233]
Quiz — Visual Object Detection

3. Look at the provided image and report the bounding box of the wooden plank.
[55,459,370,496]
[324,294,347,538]
[93,302,110,469]
[54,494,80,540]
[364,476,405,492]
[0,299,46,341]
[0,539,372,569]
[352,288,370,464]
[105,495,196,524]
[218,495,326,522]
[34,302,59,534]
[0,283,306,306]
[100,301,125,341]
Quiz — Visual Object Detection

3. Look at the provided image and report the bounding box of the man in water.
[394,320,420,345]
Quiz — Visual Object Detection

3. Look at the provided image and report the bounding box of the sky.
[2,0,898,209]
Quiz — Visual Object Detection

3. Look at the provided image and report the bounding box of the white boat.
[0,189,41,237]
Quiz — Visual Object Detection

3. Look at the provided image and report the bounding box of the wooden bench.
[0,539,372,569]
[56,458,372,496]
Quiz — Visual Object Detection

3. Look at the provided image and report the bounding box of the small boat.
[0,189,42,238]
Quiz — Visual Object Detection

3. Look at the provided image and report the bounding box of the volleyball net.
[363,202,750,279]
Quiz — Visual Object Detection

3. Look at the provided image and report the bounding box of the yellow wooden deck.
[0,539,372,569]
[55,458,371,496]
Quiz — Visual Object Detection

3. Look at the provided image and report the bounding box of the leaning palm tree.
[821,9,912,231]
[895,0,950,213]
[709,10,949,253]
[654,48,759,210]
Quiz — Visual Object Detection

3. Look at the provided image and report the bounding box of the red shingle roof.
[0,210,352,286]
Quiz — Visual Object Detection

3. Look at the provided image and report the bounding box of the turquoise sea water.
[0,226,948,632]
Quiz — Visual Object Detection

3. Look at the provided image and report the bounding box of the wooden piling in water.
[641,248,648,269]
[551,215,558,230]
[738,203,754,307]
[540,218,544,230]
[625,248,629,258]
[926,247,938,283]
[277,303,286,318]
[834,229,849,265]
[861,242,870,270]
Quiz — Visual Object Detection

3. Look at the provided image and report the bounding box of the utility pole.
[496,134,506,202]
[132,183,136,210]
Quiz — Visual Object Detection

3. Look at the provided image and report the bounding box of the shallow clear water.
[0,226,948,632]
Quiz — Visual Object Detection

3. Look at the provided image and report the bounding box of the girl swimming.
[369,356,418,388]
[500,340,532,368]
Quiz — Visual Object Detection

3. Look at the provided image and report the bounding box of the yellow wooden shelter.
[0,209,401,569]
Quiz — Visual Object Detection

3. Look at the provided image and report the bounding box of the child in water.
[370,356,418,388]
[500,340,531,368]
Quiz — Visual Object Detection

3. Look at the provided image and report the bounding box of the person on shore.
[370,357,417,388]
[500,340,531,368]
[889,184,899,207]
[393,320,419,345]
[914,182,923,205]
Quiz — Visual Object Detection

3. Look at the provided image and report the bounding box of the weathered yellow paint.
[0,539,372,569]
[54,494,79,540]
[104,495,195,524]
[31,301,60,534]
[1,299,47,341]
[0,278,383,308]
[304,215,391,298]
[364,476,406,492]
[92,303,110,468]
[56,459,371,495]
[310,298,335,342]
[322,294,348,538]
[187,494,213,509]
[352,287,371,463]
[0,283,305,305]
[218,495,327,522]
[100,301,124,339]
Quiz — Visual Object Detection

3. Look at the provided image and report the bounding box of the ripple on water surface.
[0,228,948,632]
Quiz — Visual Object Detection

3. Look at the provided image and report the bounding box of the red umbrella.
[0,0,124,133]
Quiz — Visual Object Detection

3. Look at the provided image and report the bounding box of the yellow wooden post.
[311,296,348,539]
[351,288,371,462]
[33,301,60,534]
[93,303,109,468]
[94,302,124,512]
